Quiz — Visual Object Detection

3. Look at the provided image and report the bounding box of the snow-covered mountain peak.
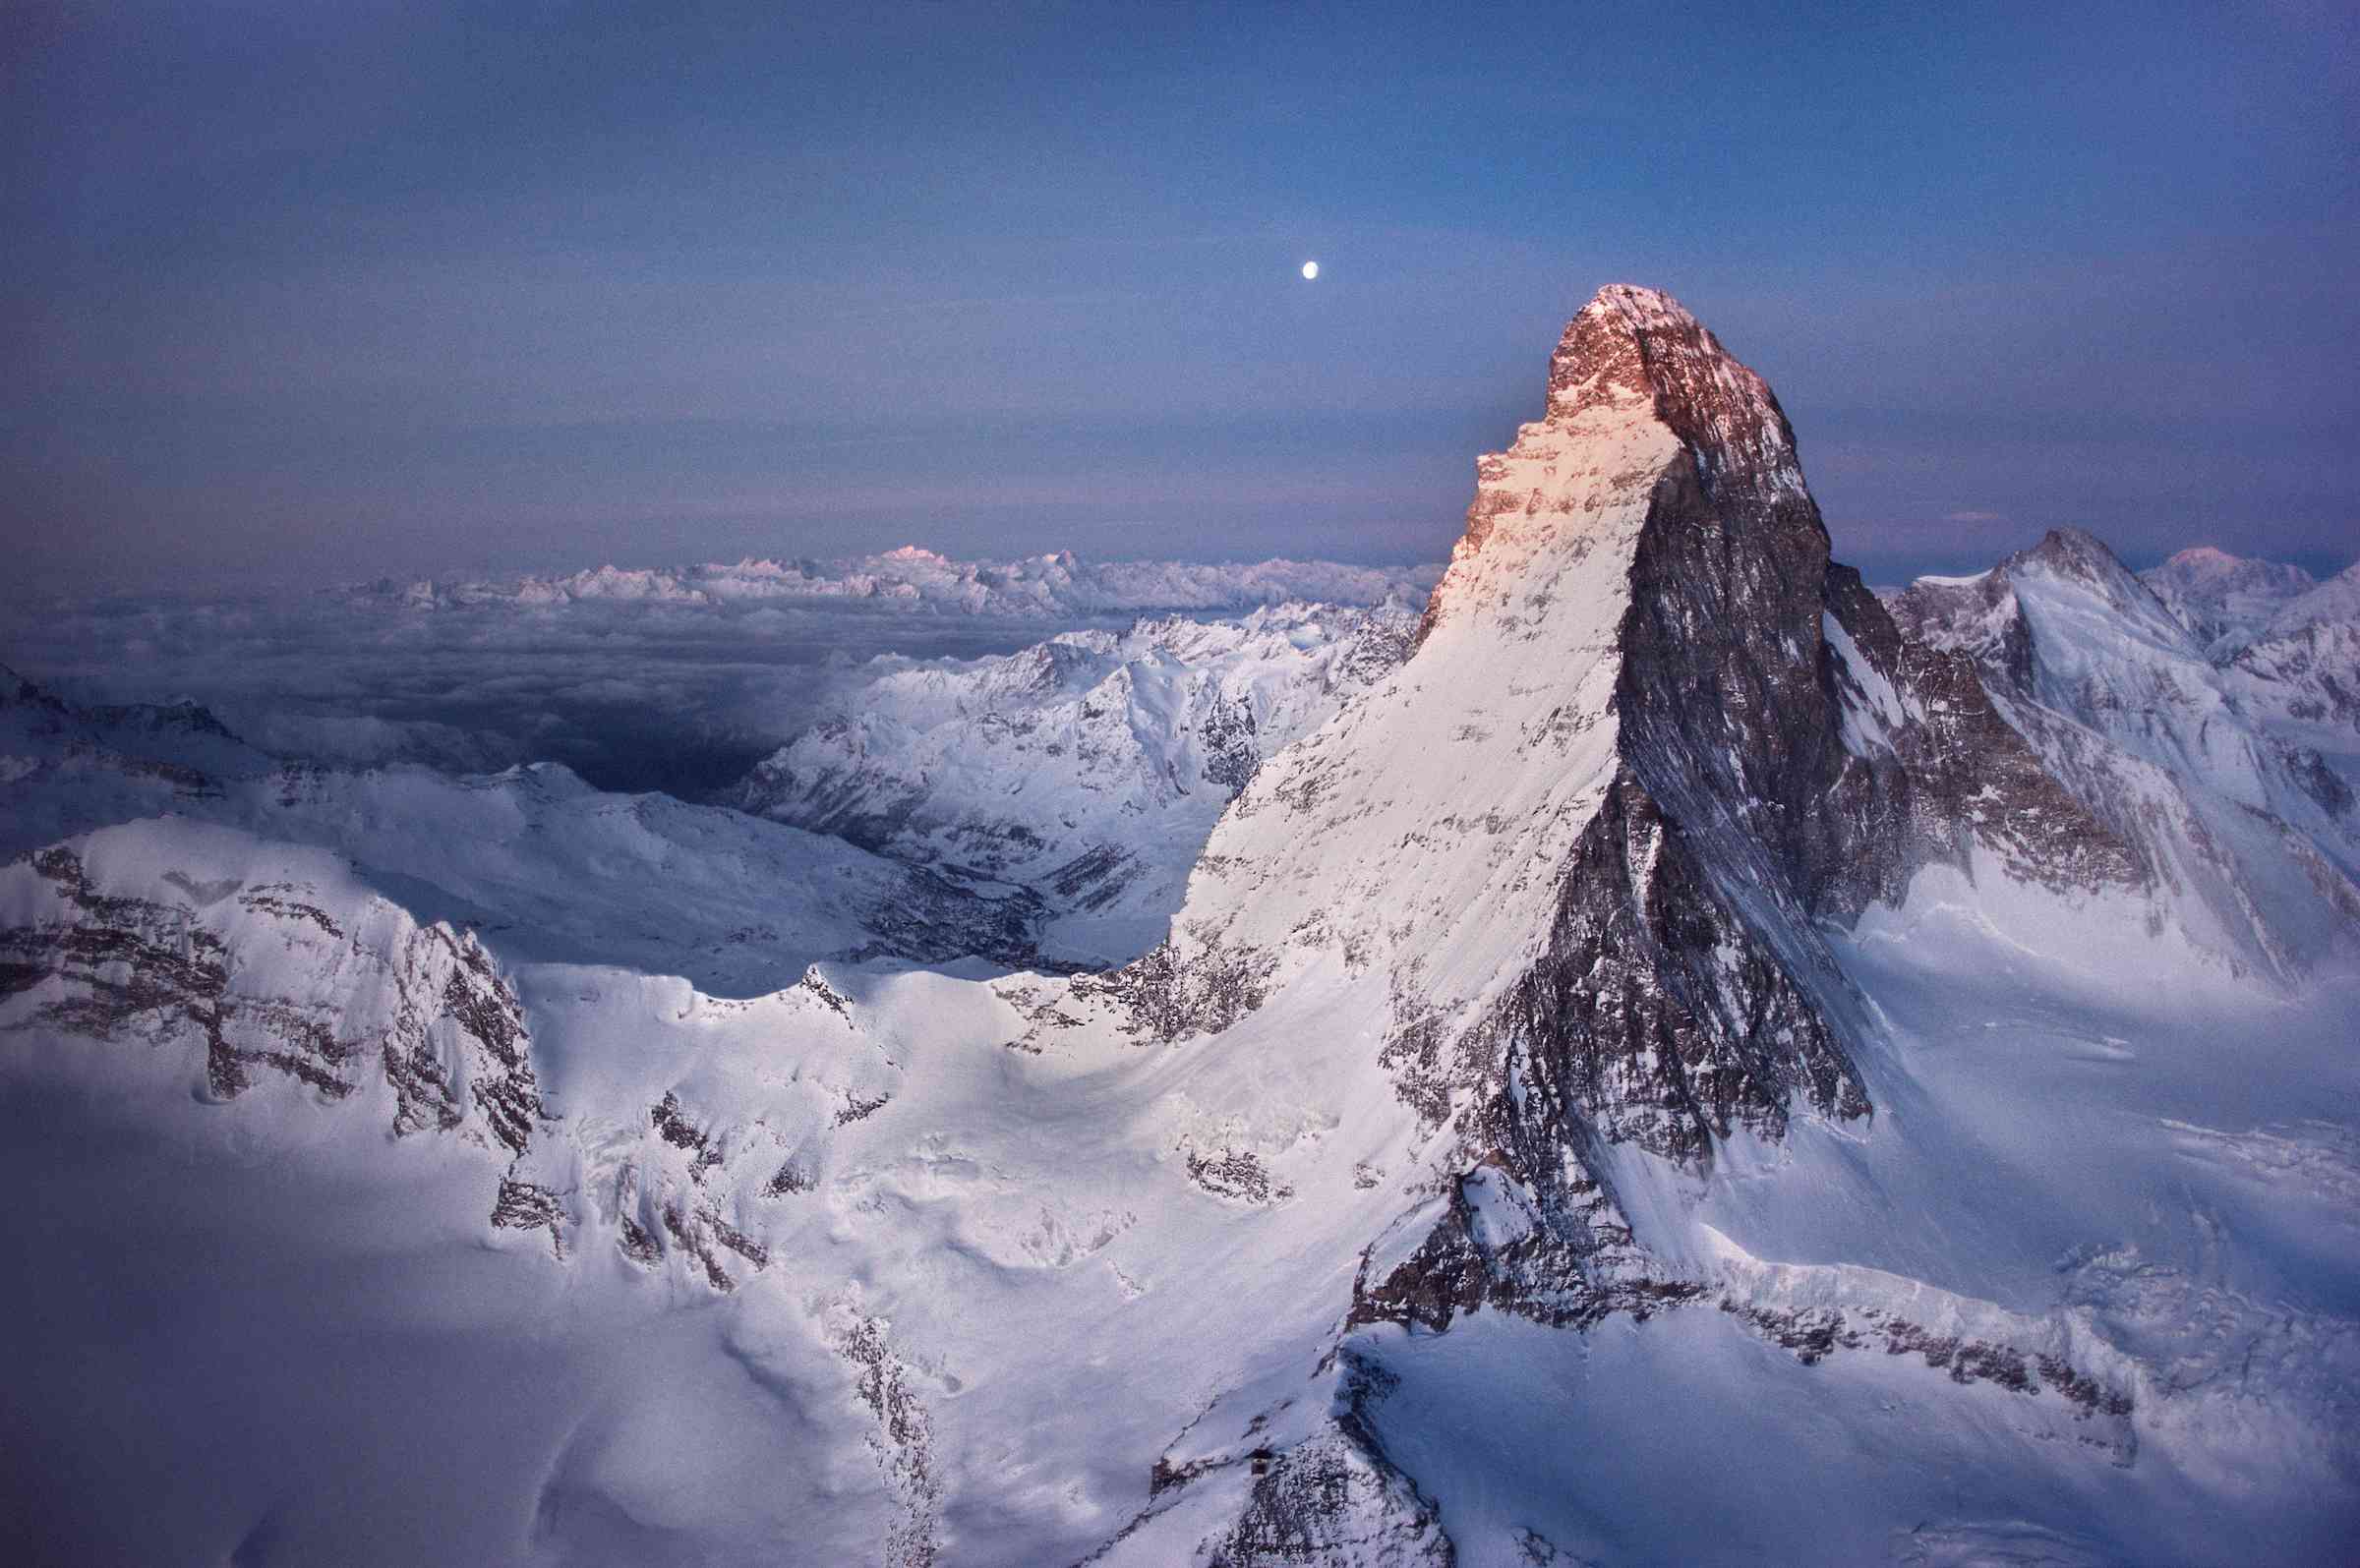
[2151,544,2317,602]
[1542,283,1694,417]
[1892,528,2207,692]
[1894,530,2360,978]
[2268,558,2360,637]
[2141,546,2321,658]
[11,301,2360,1564]
[2021,525,2141,584]
[734,599,1420,961]
[2218,560,2360,746]
[333,550,1442,621]
[2011,528,2203,649]
[1134,285,2100,1175]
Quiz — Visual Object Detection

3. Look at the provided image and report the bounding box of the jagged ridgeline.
[1076,284,2131,1326]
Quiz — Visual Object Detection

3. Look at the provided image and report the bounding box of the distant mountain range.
[331,547,1442,619]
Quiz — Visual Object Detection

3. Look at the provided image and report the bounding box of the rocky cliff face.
[0,824,562,1249]
[1365,290,2147,1329]
[0,821,917,1293]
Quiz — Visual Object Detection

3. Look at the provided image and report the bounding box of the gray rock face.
[1105,1349,1457,1567]
[1819,568,2138,895]
[1088,287,2137,1340]
[0,838,561,1248]
[1598,309,2137,932]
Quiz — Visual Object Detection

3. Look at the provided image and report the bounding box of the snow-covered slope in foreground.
[4,287,2357,1566]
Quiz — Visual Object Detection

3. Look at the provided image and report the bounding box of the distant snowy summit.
[333,547,1442,619]
[2141,544,2320,658]
[2136,547,2360,739]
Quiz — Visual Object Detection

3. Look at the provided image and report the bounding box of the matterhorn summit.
[1124,285,2120,1178]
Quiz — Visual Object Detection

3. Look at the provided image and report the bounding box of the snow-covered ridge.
[2135,548,2360,746]
[4,555,1444,794]
[333,547,1443,619]
[1891,528,2360,980]
[2265,559,2360,639]
[737,600,1417,961]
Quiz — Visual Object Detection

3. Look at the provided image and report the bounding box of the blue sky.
[7,0,2355,589]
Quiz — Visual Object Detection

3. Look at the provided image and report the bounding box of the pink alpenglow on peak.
[1542,284,1808,504]
[1427,284,1817,643]
[2140,544,2322,658]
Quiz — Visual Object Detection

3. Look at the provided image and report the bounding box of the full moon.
[1300,261,1319,280]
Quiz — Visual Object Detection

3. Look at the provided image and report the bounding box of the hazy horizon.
[8,4,2354,596]
[5,520,2352,608]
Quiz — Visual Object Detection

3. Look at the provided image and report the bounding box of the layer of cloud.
[3,550,1441,797]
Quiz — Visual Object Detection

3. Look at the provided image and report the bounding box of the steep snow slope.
[8,820,2354,1565]
[738,602,1416,960]
[2224,561,2360,763]
[4,287,2356,1566]
[1892,529,2360,979]
[1104,285,2125,1173]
